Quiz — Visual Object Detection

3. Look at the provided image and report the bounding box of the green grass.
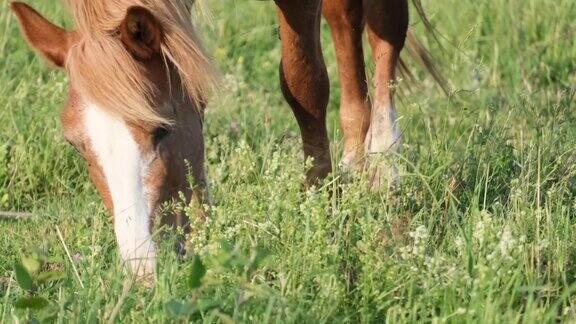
[1,0,576,322]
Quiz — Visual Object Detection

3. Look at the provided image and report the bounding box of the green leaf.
[214,310,234,324]
[14,297,48,309]
[36,270,65,284]
[247,245,271,275]
[196,298,220,312]
[187,255,206,289]
[165,300,195,317]
[14,262,33,290]
[22,257,40,274]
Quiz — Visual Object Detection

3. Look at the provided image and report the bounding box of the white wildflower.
[454,236,465,251]
[537,239,549,251]
[473,220,486,244]
[499,226,516,258]
[409,225,429,242]
[409,225,429,256]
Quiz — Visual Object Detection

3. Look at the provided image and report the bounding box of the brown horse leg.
[275,0,331,185]
[363,0,408,187]
[323,0,370,171]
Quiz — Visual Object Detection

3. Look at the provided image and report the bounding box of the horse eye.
[152,127,170,146]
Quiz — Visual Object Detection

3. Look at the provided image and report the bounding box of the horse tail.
[398,1,450,96]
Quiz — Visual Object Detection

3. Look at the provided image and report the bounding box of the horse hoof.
[123,257,156,287]
[369,166,398,190]
[365,157,399,190]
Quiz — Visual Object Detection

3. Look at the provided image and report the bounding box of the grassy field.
[1,0,576,322]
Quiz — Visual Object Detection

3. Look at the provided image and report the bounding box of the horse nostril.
[152,126,170,146]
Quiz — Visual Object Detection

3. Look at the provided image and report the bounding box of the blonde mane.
[66,0,218,126]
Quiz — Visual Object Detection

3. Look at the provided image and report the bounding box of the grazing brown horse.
[10,0,434,280]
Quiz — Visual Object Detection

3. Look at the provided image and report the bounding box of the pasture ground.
[1,0,575,322]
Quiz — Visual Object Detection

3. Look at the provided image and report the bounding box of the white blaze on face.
[84,104,155,276]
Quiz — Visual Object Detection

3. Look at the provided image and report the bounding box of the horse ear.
[10,2,74,68]
[120,6,163,60]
